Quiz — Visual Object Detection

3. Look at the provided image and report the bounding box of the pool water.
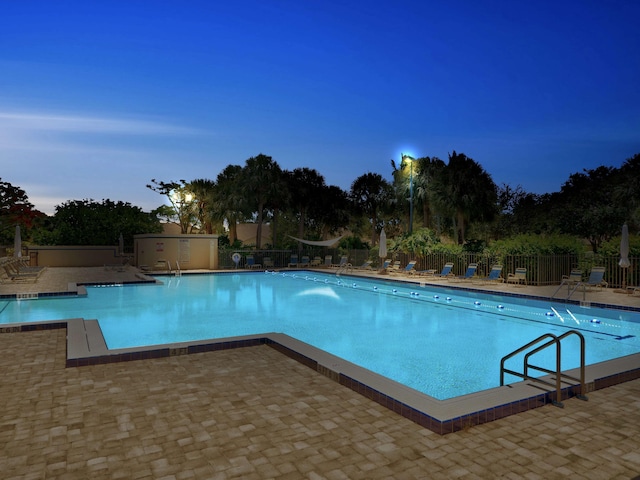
[2,271,640,400]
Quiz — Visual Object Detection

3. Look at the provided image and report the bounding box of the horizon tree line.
[2,151,639,253]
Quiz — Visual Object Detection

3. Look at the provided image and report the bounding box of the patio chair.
[477,265,503,284]
[392,260,417,275]
[506,267,527,286]
[288,254,299,268]
[426,262,454,280]
[2,265,40,283]
[332,256,348,268]
[562,269,583,286]
[354,260,373,270]
[245,255,262,269]
[451,263,478,282]
[584,266,608,290]
[387,261,401,273]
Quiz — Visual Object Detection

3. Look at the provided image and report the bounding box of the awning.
[288,235,343,247]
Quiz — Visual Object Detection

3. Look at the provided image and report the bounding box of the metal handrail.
[500,330,588,407]
[551,280,587,302]
[335,263,353,276]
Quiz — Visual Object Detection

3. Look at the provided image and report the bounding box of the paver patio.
[1,267,639,478]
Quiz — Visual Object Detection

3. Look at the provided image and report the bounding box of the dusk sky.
[2,0,639,215]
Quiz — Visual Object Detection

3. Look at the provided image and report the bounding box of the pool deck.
[2,267,640,478]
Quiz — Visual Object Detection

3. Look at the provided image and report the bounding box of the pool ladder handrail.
[335,263,352,276]
[551,280,586,302]
[175,260,181,276]
[500,330,588,407]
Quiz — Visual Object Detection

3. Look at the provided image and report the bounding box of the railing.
[218,248,639,288]
[500,330,588,407]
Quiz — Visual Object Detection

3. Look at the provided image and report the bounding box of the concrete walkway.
[1,267,640,478]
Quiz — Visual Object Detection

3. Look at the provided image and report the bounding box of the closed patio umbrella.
[619,224,630,289]
[14,225,22,258]
[378,228,387,268]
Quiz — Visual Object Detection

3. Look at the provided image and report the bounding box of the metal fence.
[220,248,639,288]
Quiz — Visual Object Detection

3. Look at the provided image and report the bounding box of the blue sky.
[2,0,639,215]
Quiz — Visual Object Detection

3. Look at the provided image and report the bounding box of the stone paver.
[0,328,639,479]
[1,267,640,478]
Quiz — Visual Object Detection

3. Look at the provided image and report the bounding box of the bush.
[486,234,585,256]
[599,234,640,257]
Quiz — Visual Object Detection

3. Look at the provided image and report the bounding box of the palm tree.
[241,154,283,249]
[265,168,290,247]
[431,151,498,244]
[215,165,244,244]
[350,172,394,246]
[415,156,446,230]
[287,168,326,245]
[189,178,216,234]
[314,185,350,240]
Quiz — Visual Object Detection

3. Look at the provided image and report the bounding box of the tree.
[555,166,626,252]
[350,173,394,246]
[189,178,217,234]
[0,178,43,244]
[313,185,350,240]
[286,168,326,244]
[240,154,283,249]
[214,165,245,244]
[43,199,161,246]
[430,151,498,244]
[614,153,640,230]
[146,179,197,233]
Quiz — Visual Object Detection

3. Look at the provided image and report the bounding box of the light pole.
[402,154,415,235]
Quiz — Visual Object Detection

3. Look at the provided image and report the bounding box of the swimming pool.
[2,271,640,400]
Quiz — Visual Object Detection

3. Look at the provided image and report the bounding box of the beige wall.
[134,234,219,270]
[27,246,124,267]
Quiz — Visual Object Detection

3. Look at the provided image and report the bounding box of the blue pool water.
[2,271,640,400]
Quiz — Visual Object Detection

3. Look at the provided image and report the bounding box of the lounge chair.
[387,261,401,273]
[288,254,299,268]
[2,265,40,283]
[299,255,310,267]
[562,269,583,286]
[379,259,391,271]
[323,255,333,268]
[3,258,43,276]
[427,262,454,280]
[245,255,261,269]
[507,267,527,286]
[263,257,274,268]
[310,256,322,266]
[451,263,477,282]
[392,260,417,275]
[354,260,373,270]
[332,256,348,268]
[584,266,608,290]
[477,265,503,284]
